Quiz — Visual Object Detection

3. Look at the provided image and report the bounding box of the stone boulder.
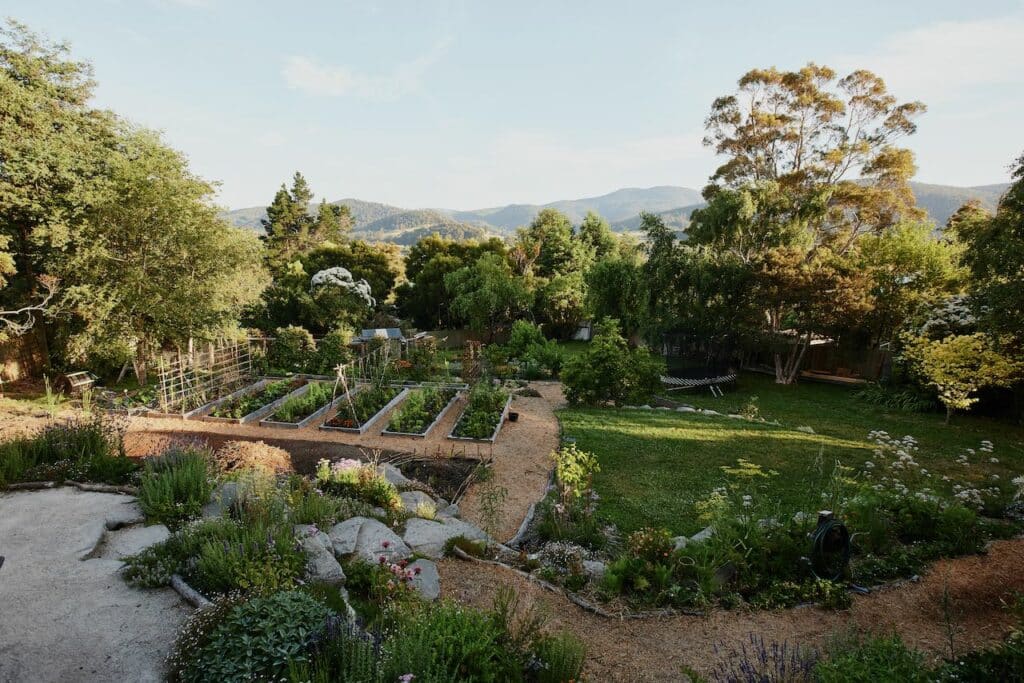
[408,559,440,601]
[399,491,437,517]
[690,526,715,544]
[403,517,488,559]
[377,463,411,489]
[582,560,606,582]
[329,517,410,563]
[201,481,239,519]
[671,535,688,551]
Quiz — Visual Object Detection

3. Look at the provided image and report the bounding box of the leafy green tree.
[585,255,646,337]
[445,252,532,341]
[752,246,873,384]
[302,242,398,303]
[857,222,964,345]
[0,20,116,340]
[262,172,352,267]
[396,234,508,329]
[561,319,663,406]
[953,154,1024,355]
[59,129,267,382]
[577,211,617,259]
[901,332,1021,423]
[513,208,579,278]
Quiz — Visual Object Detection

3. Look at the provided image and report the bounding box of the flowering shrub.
[138,446,216,529]
[314,458,401,510]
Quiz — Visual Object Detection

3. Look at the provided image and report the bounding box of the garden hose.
[809,517,851,582]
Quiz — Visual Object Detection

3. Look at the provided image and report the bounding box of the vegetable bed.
[322,384,404,433]
[449,383,512,442]
[383,387,460,437]
[260,381,336,428]
[205,378,305,421]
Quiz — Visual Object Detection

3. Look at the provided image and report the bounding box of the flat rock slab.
[98,524,171,561]
[0,488,189,683]
[403,517,488,559]
[329,516,410,563]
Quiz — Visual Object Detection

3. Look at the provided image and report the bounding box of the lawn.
[557,372,1024,537]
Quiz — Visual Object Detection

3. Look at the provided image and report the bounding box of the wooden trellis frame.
[156,341,255,415]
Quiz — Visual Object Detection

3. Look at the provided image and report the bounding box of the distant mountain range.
[224,182,1009,244]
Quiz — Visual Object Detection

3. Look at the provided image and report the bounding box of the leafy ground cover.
[324,384,402,429]
[208,378,304,419]
[385,387,458,434]
[266,381,336,424]
[559,372,1024,537]
[451,382,510,439]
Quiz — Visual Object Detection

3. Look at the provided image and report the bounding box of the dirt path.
[0,488,190,682]
[440,538,1024,681]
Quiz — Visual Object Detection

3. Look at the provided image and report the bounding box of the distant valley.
[225,182,1009,244]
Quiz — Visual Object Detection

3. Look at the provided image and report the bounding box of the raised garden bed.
[382,387,462,438]
[320,384,407,434]
[259,380,338,429]
[448,384,513,443]
[197,377,306,424]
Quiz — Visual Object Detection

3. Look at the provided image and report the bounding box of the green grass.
[558,372,1024,536]
[556,340,590,362]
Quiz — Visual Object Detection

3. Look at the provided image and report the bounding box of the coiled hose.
[809,517,851,582]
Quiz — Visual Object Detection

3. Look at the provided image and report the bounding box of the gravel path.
[441,537,1024,681]
[0,488,189,682]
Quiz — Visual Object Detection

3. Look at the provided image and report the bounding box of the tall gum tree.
[697,63,926,383]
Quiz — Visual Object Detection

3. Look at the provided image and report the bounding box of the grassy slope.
[558,373,1024,537]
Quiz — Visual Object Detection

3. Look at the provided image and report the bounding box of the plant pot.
[508,411,519,422]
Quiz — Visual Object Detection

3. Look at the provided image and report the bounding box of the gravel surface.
[0,488,189,682]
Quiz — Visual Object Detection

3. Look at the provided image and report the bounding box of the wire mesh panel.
[157,341,255,414]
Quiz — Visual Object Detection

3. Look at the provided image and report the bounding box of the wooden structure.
[156,341,254,414]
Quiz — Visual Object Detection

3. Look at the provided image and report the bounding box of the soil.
[441,538,1024,681]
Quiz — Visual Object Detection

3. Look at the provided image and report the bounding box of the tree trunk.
[133,343,148,385]
[945,405,953,425]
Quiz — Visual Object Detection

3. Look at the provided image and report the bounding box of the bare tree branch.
[0,276,58,337]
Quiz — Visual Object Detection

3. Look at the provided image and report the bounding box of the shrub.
[531,632,587,683]
[0,414,134,486]
[270,325,317,372]
[933,630,1024,681]
[190,517,306,596]
[381,601,521,682]
[314,458,401,510]
[138,447,215,529]
[561,319,662,406]
[313,326,353,375]
[815,634,928,682]
[286,476,375,527]
[709,633,818,682]
[170,591,330,683]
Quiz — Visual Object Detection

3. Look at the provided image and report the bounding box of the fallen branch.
[170,574,212,609]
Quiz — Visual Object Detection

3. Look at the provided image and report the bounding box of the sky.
[7,0,1024,210]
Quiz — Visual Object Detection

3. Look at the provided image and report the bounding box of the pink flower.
[414,566,422,575]
[379,556,387,564]
[399,675,416,683]
[382,540,391,549]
